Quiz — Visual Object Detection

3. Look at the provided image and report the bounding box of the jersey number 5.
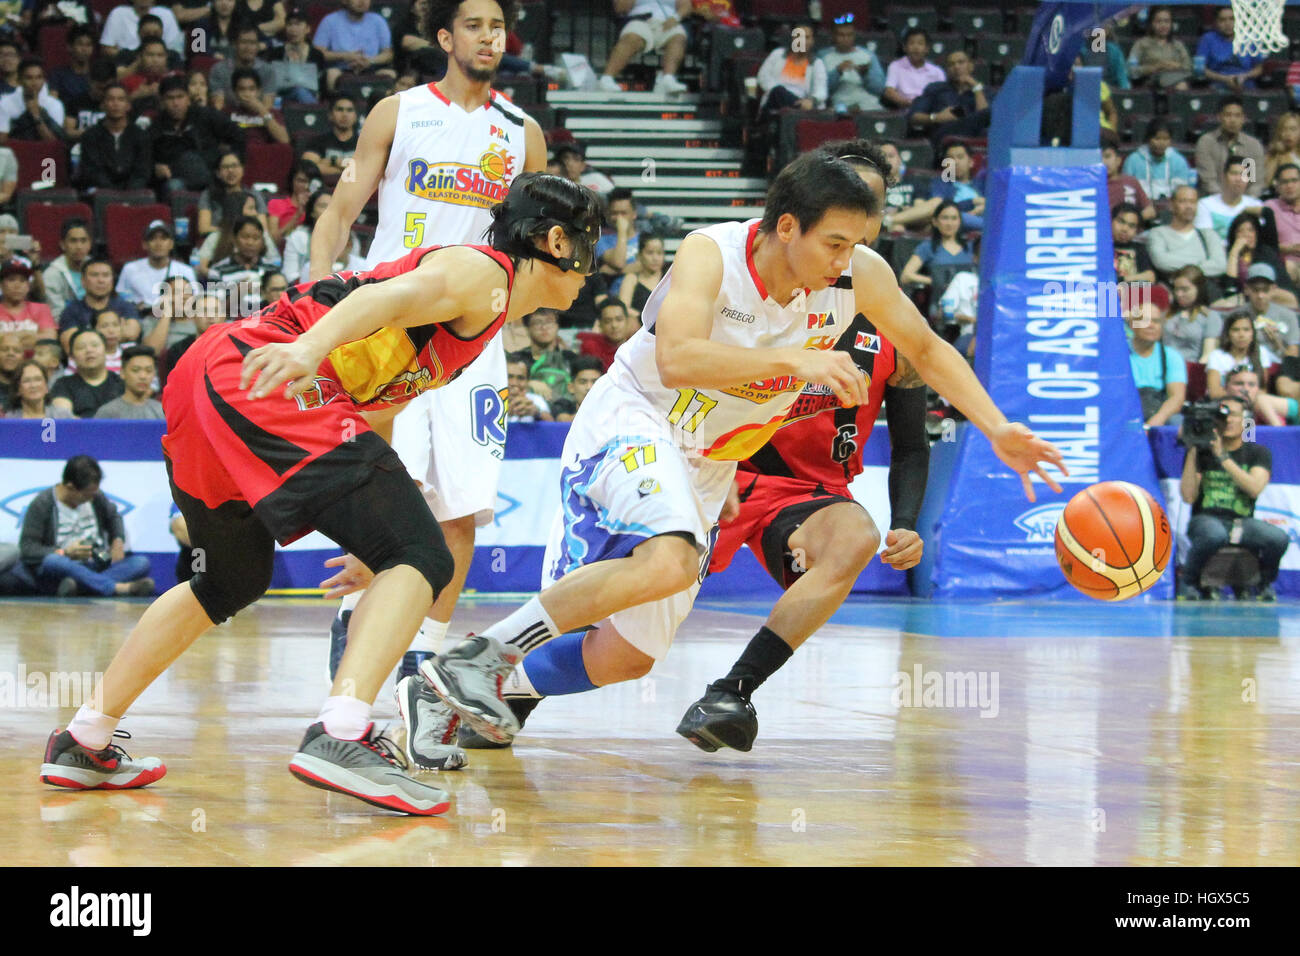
[403,212,426,249]
[666,388,718,433]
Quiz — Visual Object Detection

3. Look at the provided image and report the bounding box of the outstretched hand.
[990,422,1068,502]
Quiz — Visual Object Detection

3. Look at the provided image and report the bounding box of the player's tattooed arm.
[886,350,925,389]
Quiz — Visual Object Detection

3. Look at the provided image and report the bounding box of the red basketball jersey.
[739,312,897,491]
[256,243,515,411]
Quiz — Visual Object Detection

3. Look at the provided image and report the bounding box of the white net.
[1232,0,1289,56]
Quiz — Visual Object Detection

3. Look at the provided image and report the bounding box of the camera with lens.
[90,546,112,571]
[1181,398,1230,449]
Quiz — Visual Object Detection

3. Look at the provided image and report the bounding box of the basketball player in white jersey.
[409,150,1069,746]
[307,0,546,769]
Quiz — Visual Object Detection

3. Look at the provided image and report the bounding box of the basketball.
[1055,481,1171,601]
[480,151,506,180]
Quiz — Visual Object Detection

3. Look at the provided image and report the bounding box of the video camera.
[1181,398,1231,449]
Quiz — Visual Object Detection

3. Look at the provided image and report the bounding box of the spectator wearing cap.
[0,260,55,350]
[94,345,163,419]
[58,257,141,353]
[73,82,153,191]
[117,219,198,313]
[1264,163,1300,285]
[42,219,94,320]
[1194,155,1263,242]
[49,328,125,417]
[1194,95,1266,198]
[0,58,67,144]
[1238,263,1300,360]
[554,144,616,196]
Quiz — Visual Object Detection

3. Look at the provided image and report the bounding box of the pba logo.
[806,311,836,330]
[489,124,511,143]
[854,331,881,353]
[1013,503,1066,543]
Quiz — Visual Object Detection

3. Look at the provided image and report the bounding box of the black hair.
[814,138,897,187]
[606,186,634,208]
[569,354,604,376]
[1223,153,1247,173]
[1220,308,1266,388]
[61,218,91,240]
[1275,162,1300,181]
[304,187,331,228]
[902,27,929,45]
[329,90,357,109]
[1219,93,1245,112]
[260,271,286,293]
[599,298,628,316]
[1147,5,1174,32]
[62,454,103,490]
[68,24,96,46]
[139,37,167,54]
[929,200,964,243]
[522,308,558,326]
[231,215,264,237]
[0,39,19,53]
[290,158,320,191]
[7,359,47,411]
[235,22,262,39]
[286,7,308,21]
[121,344,157,366]
[425,0,521,41]
[1111,201,1141,221]
[138,13,164,32]
[1100,129,1122,151]
[18,57,44,76]
[760,150,879,234]
[159,74,188,96]
[231,66,263,89]
[102,81,129,99]
[1227,208,1279,248]
[67,328,106,354]
[486,172,603,271]
[80,256,113,274]
[1144,117,1173,141]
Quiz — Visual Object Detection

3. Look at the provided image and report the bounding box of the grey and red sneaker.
[394,675,466,771]
[40,729,166,790]
[457,697,543,749]
[418,634,522,745]
[288,721,450,816]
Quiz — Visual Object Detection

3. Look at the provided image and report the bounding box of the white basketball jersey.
[603,219,857,461]
[364,84,529,268]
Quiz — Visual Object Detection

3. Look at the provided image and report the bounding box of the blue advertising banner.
[1022,2,1135,93]
[933,163,1173,599]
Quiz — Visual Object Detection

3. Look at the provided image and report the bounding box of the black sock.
[713,626,793,699]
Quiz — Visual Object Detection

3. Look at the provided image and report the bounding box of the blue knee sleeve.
[522,632,597,696]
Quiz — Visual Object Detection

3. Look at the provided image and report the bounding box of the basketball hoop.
[1232,0,1289,56]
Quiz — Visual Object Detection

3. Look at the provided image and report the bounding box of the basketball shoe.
[398,651,432,681]
[394,675,467,771]
[418,634,521,744]
[289,722,451,815]
[327,608,351,681]
[676,683,759,753]
[40,729,166,790]
[458,697,542,749]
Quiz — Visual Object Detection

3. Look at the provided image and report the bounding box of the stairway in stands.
[546,90,766,257]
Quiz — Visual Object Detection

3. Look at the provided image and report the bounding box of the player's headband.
[506,187,600,276]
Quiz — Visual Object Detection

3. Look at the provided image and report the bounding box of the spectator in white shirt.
[883,28,945,109]
[116,220,198,313]
[599,0,690,97]
[1195,155,1263,242]
[100,0,184,57]
[757,23,827,115]
[0,59,66,142]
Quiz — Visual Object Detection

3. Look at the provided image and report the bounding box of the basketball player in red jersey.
[39,174,601,816]
[677,145,930,752]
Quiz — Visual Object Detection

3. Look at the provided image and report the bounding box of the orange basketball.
[1054,481,1171,601]
[480,151,506,180]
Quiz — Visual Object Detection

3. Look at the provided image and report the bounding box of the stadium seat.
[90,0,117,21]
[897,139,933,170]
[514,1,549,54]
[285,103,328,136]
[187,53,218,75]
[885,10,938,40]
[928,33,963,59]
[860,31,897,62]
[1170,8,1205,40]
[855,111,907,141]
[304,1,335,34]
[950,9,1007,35]
[777,108,836,167]
[1185,362,1207,401]
[1166,90,1215,119]
[8,141,69,191]
[105,203,171,268]
[15,187,77,227]
[36,24,73,71]
[795,117,857,153]
[1115,89,1155,116]
[705,25,764,92]
[972,34,1027,64]
[747,0,809,26]
[24,202,92,261]
[373,0,409,27]
[244,142,295,190]
[91,189,159,239]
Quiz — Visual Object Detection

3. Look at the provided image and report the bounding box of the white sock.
[410,618,448,654]
[482,595,560,654]
[318,695,372,740]
[67,705,119,751]
[503,659,542,698]
[339,590,362,616]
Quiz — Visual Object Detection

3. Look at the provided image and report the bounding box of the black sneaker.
[676,683,759,753]
[327,609,351,682]
[288,721,450,816]
[458,697,541,749]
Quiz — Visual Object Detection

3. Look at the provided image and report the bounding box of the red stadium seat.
[37,24,73,71]
[747,0,808,22]
[795,118,857,153]
[244,142,295,190]
[187,53,218,75]
[7,141,69,191]
[105,203,171,268]
[1185,362,1207,401]
[24,202,92,263]
[304,1,336,34]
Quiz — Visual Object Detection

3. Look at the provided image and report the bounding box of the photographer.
[19,454,155,597]
[1178,396,1288,600]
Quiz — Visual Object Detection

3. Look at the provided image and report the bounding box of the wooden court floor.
[3,595,1299,866]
